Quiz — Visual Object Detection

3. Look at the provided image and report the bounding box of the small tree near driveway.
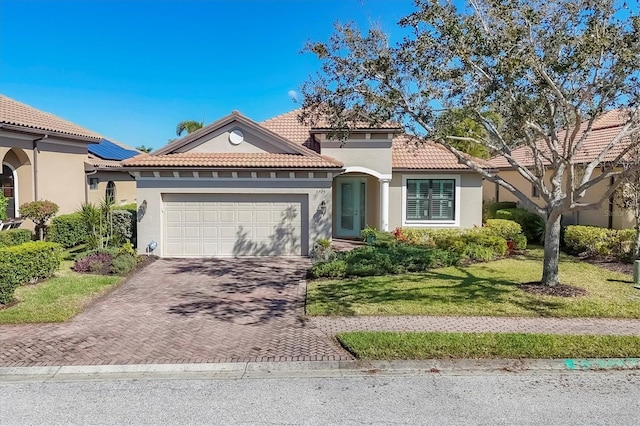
[19,200,59,240]
[300,0,640,287]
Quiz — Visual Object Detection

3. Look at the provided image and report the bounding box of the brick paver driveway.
[0,258,352,366]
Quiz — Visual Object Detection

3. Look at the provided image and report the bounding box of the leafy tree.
[0,193,8,221]
[136,145,153,153]
[300,0,640,287]
[176,120,204,137]
[19,200,59,240]
[614,144,640,259]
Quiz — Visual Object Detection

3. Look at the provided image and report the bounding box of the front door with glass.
[336,177,366,238]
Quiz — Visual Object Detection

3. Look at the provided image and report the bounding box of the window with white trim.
[89,177,99,190]
[406,178,456,221]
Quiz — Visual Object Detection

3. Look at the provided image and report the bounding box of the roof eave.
[0,123,102,143]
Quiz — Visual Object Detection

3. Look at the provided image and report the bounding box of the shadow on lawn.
[311,265,565,317]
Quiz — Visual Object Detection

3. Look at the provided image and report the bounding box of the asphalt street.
[1,370,639,425]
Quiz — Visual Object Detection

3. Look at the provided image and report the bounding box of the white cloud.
[288,89,300,102]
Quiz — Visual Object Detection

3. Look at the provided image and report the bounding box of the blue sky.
[0,0,415,149]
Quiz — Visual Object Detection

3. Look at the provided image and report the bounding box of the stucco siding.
[389,171,482,230]
[321,141,393,176]
[177,123,295,154]
[484,168,634,229]
[87,171,136,206]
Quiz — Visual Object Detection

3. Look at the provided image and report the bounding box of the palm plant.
[176,120,204,137]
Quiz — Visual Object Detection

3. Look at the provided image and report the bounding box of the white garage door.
[163,194,305,257]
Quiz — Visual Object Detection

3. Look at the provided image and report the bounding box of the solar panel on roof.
[88,139,139,161]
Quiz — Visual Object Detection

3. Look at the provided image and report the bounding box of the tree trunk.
[634,220,640,259]
[541,214,562,287]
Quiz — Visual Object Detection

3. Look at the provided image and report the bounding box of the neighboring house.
[482,110,634,229]
[86,139,139,206]
[0,94,137,226]
[123,110,490,257]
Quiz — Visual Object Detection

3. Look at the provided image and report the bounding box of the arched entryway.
[1,163,17,219]
[1,148,32,219]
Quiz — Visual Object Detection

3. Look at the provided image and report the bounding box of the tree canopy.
[301,0,640,286]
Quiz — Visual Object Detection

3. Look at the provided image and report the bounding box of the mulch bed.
[581,257,634,276]
[518,282,588,297]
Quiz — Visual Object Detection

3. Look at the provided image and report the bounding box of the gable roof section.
[262,110,489,171]
[392,135,494,170]
[122,152,342,169]
[490,110,633,169]
[154,110,323,157]
[0,94,102,141]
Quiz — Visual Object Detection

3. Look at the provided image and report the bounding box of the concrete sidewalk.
[310,315,640,336]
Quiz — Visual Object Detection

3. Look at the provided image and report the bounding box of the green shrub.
[0,193,7,221]
[484,219,522,239]
[0,242,63,304]
[47,213,87,248]
[309,260,347,279]
[110,253,138,275]
[612,229,637,261]
[564,225,613,257]
[0,228,33,247]
[483,201,517,220]
[309,245,460,278]
[495,208,545,243]
[310,239,337,263]
[512,234,528,250]
[111,210,133,246]
[463,231,508,257]
[465,243,497,262]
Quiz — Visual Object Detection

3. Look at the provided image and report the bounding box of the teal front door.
[336,177,366,238]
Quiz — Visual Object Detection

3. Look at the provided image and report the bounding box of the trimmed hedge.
[495,208,545,243]
[0,241,63,304]
[564,225,637,260]
[483,201,517,220]
[47,213,87,248]
[309,245,459,279]
[0,228,33,248]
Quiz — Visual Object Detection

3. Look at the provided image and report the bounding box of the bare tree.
[300,0,640,286]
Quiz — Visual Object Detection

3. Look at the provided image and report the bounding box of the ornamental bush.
[0,241,63,304]
[0,228,33,247]
[19,200,59,240]
[111,210,133,246]
[47,213,87,248]
[110,253,138,275]
[73,251,115,275]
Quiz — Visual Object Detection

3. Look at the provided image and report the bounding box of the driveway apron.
[0,258,352,366]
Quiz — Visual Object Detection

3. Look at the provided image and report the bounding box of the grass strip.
[337,331,640,359]
[0,262,120,323]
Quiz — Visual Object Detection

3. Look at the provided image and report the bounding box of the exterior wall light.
[319,200,327,216]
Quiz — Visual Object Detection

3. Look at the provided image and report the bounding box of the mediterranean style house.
[0,94,137,226]
[482,110,635,229]
[123,110,491,257]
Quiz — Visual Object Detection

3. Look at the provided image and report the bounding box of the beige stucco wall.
[177,123,295,154]
[87,170,136,206]
[483,168,634,229]
[135,177,333,257]
[1,132,89,229]
[321,140,393,176]
[389,171,483,230]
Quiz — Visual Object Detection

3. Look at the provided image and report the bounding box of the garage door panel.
[163,194,305,257]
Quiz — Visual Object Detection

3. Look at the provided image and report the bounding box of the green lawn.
[0,261,121,324]
[307,248,640,318]
[337,331,640,359]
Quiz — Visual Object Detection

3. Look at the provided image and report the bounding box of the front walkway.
[310,315,640,336]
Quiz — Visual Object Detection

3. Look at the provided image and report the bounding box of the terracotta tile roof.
[261,109,319,151]
[490,110,634,168]
[122,152,343,169]
[86,154,124,169]
[0,94,102,140]
[392,134,494,170]
[262,110,486,171]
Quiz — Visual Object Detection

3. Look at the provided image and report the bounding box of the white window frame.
[1,162,18,219]
[401,174,461,227]
[89,177,99,190]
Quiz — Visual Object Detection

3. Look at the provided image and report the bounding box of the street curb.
[1,358,639,382]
